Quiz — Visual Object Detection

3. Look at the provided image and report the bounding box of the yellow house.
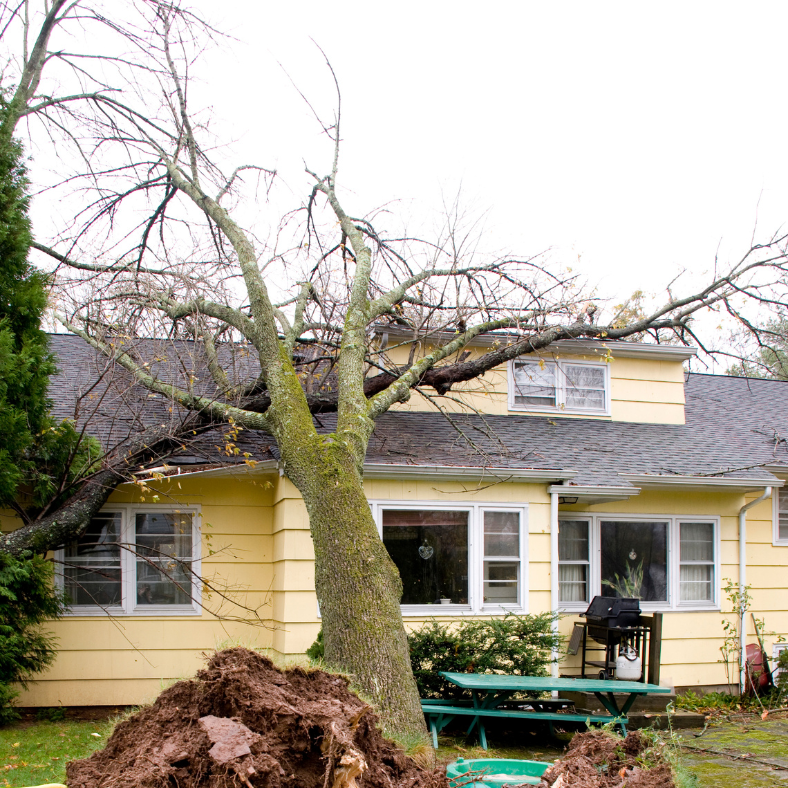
[3,334,787,708]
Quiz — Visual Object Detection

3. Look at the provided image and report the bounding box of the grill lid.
[582,595,641,624]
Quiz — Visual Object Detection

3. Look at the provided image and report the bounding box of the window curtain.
[558,520,589,603]
[559,565,587,602]
[564,365,605,409]
[679,522,714,602]
[513,362,556,406]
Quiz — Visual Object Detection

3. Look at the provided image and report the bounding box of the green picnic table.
[421,672,672,749]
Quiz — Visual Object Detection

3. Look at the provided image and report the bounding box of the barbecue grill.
[575,596,648,680]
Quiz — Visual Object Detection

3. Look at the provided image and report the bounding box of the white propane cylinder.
[615,644,642,681]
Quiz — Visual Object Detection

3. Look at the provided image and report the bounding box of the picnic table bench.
[421,672,672,749]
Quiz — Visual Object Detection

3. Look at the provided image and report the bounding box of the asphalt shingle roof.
[47,334,788,486]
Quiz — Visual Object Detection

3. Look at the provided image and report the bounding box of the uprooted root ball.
[66,647,447,788]
[538,729,675,788]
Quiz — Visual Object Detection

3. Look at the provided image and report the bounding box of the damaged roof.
[47,334,788,487]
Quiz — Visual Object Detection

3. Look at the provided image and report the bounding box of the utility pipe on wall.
[550,490,560,679]
[738,486,772,694]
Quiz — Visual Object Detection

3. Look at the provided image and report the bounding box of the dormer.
[376,330,696,425]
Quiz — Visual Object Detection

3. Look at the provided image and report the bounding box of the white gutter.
[738,486,772,694]
[550,489,560,680]
[363,464,576,482]
[622,473,783,491]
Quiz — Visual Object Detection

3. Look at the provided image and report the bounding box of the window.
[557,514,718,610]
[59,507,200,615]
[373,502,527,613]
[509,359,609,414]
[774,488,788,545]
[557,519,590,603]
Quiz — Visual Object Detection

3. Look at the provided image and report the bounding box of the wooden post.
[647,613,663,685]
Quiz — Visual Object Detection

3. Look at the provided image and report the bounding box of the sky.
[17,1,788,362]
[190,0,788,312]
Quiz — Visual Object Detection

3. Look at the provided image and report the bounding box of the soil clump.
[538,730,675,788]
[66,647,446,788]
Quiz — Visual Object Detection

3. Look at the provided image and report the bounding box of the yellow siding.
[381,344,687,424]
[12,467,788,702]
[17,472,279,707]
[557,490,787,688]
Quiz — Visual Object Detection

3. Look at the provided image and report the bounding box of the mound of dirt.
[66,648,446,788]
[538,729,675,788]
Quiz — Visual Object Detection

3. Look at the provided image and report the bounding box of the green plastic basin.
[446,758,552,787]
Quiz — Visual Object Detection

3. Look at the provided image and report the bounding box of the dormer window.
[509,359,609,414]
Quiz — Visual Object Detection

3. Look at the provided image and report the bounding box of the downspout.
[550,490,560,680]
[738,486,772,694]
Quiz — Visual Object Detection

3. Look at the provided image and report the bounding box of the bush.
[408,612,562,699]
[305,613,562,699]
[0,552,65,724]
[305,627,324,661]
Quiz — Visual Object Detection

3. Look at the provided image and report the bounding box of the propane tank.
[615,643,642,680]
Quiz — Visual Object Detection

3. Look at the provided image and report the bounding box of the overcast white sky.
[188,0,788,312]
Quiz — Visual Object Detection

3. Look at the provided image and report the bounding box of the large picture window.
[509,360,609,414]
[558,514,718,610]
[373,502,527,613]
[59,507,200,615]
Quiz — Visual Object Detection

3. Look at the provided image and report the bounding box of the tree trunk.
[283,435,427,742]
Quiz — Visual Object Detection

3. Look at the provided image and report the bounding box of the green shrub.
[408,612,562,699]
[0,552,65,724]
[306,627,324,661]
[305,613,562,699]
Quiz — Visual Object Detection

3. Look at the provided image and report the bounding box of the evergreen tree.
[0,127,55,506]
[0,122,98,516]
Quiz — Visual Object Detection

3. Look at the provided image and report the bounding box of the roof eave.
[363,464,577,482]
[620,473,784,491]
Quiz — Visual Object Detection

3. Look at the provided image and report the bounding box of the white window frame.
[557,513,720,613]
[370,500,528,616]
[508,359,611,416]
[56,504,202,616]
[773,487,788,546]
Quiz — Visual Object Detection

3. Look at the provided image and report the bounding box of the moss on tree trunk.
[282,432,426,741]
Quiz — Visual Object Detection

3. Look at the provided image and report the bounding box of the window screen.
[558,519,590,603]
[483,511,520,604]
[679,522,714,602]
[564,365,606,410]
[135,512,193,606]
[512,361,556,407]
[64,512,123,606]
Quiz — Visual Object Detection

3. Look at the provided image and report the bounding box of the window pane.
[680,522,714,562]
[135,513,193,606]
[558,520,589,561]
[64,513,122,606]
[780,489,788,541]
[382,510,468,605]
[680,564,713,602]
[484,511,519,556]
[483,562,518,603]
[600,521,668,602]
[513,361,556,406]
[559,564,588,603]
[564,365,606,409]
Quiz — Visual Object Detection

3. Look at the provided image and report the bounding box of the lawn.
[8,711,786,788]
[1,717,115,787]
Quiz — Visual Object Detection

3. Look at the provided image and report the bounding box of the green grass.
[0,718,115,787]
